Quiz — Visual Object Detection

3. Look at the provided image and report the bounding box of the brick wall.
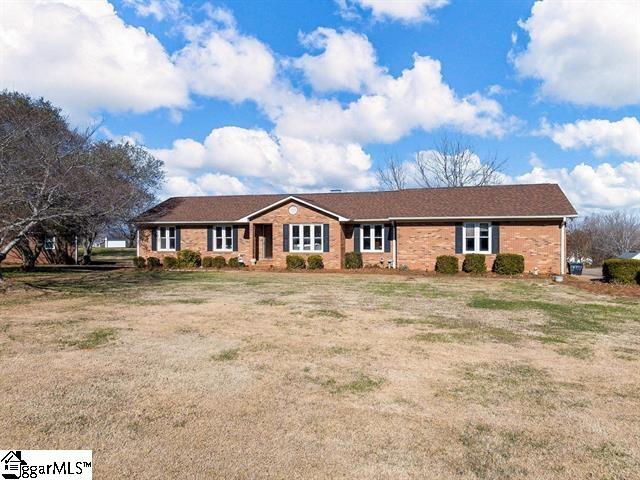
[251,201,343,269]
[139,225,252,262]
[396,221,562,273]
[342,224,394,267]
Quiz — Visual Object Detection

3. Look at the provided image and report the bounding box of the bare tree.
[414,134,505,188]
[567,211,640,265]
[376,155,407,190]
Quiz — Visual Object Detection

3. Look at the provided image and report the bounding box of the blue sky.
[1,0,639,213]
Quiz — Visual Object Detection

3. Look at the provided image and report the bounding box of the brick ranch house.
[134,183,578,274]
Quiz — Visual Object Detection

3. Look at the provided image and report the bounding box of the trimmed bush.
[286,255,306,269]
[132,256,146,268]
[228,257,243,268]
[146,257,160,269]
[435,255,459,274]
[345,251,363,269]
[211,256,227,269]
[201,256,214,268]
[602,258,640,284]
[163,256,178,269]
[462,254,487,274]
[493,253,525,275]
[307,254,324,270]
[177,249,201,268]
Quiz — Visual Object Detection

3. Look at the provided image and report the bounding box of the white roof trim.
[389,214,578,221]
[136,220,249,225]
[240,195,349,222]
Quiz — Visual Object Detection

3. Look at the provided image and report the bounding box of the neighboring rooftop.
[134,183,577,223]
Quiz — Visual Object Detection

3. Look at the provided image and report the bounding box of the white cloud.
[0,0,189,121]
[539,117,640,158]
[196,173,247,195]
[122,0,182,21]
[157,126,377,192]
[294,28,385,93]
[515,161,640,212]
[512,0,640,107]
[337,0,449,23]
[173,11,276,103]
[275,54,514,143]
[165,175,205,197]
[100,127,145,145]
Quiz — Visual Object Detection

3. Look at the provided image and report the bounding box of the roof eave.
[241,195,350,222]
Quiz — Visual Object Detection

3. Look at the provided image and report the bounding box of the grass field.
[1,269,639,478]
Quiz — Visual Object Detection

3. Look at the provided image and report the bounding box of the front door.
[254,224,273,261]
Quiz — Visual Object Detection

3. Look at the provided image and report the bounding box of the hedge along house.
[134,183,578,273]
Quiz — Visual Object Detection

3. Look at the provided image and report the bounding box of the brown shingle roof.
[134,183,577,223]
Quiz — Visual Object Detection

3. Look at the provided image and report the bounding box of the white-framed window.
[158,226,176,251]
[43,236,55,250]
[214,225,233,251]
[361,224,384,252]
[290,224,323,252]
[463,222,491,254]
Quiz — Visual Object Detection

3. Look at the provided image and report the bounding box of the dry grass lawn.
[1,269,639,479]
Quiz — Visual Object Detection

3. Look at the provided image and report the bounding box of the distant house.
[619,251,640,260]
[94,236,127,248]
[133,183,577,274]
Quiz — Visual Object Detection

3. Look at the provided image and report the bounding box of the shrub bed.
[602,258,640,284]
[307,255,324,270]
[132,256,146,268]
[228,257,243,268]
[163,256,178,269]
[462,254,487,274]
[345,252,363,269]
[211,256,227,269]
[146,257,160,269]
[286,255,306,269]
[493,253,525,275]
[177,249,201,268]
[435,255,459,274]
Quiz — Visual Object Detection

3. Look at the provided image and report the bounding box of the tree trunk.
[82,237,94,265]
[0,252,5,282]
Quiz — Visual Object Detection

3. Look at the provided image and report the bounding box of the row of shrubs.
[435,253,525,275]
[285,254,324,270]
[133,250,244,269]
[602,258,640,285]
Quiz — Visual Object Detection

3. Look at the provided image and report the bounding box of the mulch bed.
[564,277,640,299]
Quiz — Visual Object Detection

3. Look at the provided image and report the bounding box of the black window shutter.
[353,224,361,252]
[207,227,213,251]
[323,224,330,252]
[454,223,463,254]
[384,223,392,253]
[232,225,239,252]
[491,222,500,254]
[283,224,289,252]
[175,226,181,251]
[151,227,157,251]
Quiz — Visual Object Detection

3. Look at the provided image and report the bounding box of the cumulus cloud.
[294,28,385,93]
[122,0,182,21]
[538,117,640,158]
[515,161,640,212]
[512,0,640,107]
[337,0,449,23]
[173,10,277,103]
[0,0,189,121]
[155,126,377,193]
[275,54,514,143]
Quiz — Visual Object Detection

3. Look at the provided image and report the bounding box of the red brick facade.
[139,201,564,273]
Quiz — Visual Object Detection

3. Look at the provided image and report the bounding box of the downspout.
[392,220,398,269]
[560,217,566,275]
[74,236,78,265]
[136,229,140,257]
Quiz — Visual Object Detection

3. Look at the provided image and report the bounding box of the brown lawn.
[1,269,639,479]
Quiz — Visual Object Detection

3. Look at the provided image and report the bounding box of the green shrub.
[462,254,487,273]
[163,256,178,268]
[307,254,324,270]
[602,258,640,284]
[177,249,201,268]
[146,257,160,269]
[132,256,146,268]
[435,255,459,274]
[493,253,525,275]
[345,251,363,269]
[286,255,306,269]
[201,256,214,268]
[228,257,243,268]
[212,256,227,269]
